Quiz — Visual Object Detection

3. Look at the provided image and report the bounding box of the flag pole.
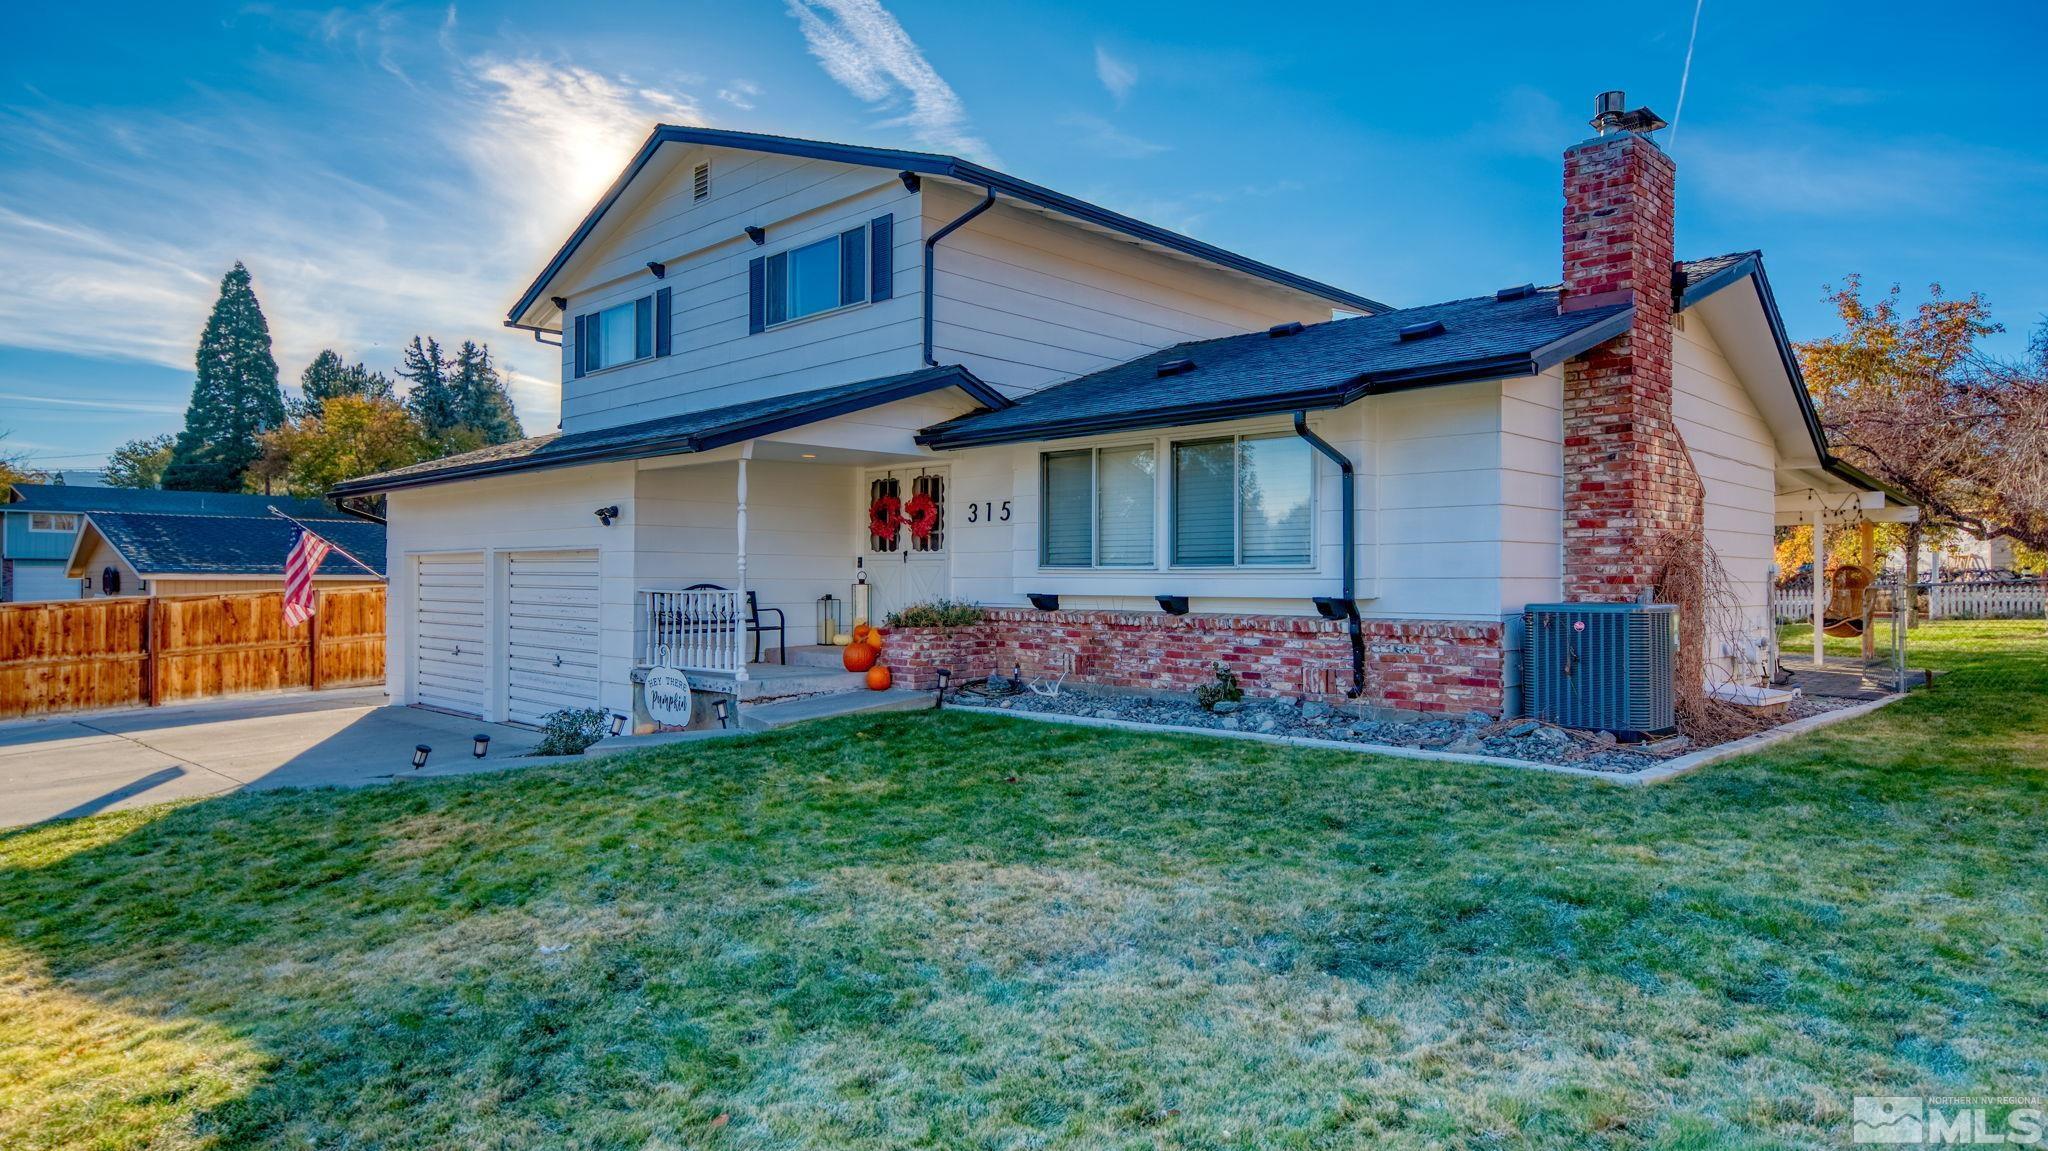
[268,506,383,579]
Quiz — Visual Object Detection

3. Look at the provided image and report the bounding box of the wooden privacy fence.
[0,587,385,721]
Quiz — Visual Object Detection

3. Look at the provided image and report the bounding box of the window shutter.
[870,214,893,301]
[839,226,867,307]
[748,256,766,334]
[572,314,587,379]
[654,287,672,356]
[634,296,654,360]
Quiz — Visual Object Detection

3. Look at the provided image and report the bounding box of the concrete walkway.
[0,689,545,829]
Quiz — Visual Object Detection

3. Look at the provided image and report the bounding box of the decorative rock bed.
[945,681,1863,775]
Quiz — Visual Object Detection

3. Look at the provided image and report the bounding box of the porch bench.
[684,583,786,665]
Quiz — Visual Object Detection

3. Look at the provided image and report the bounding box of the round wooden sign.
[644,666,694,728]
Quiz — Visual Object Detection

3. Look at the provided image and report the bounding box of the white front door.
[414,552,486,717]
[860,467,950,624]
[504,550,602,726]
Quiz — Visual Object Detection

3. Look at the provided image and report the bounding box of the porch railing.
[641,587,745,675]
[1774,580,2045,623]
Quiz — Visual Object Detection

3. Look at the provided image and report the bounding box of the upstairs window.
[573,289,671,378]
[765,229,866,327]
[28,513,78,532]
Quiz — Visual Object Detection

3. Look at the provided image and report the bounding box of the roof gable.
[508,126,1390,329]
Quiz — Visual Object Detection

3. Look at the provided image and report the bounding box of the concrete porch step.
[736,667,870,702]
[739,688,931,731]
[785,644,854,669]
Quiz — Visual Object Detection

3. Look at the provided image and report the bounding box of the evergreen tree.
[163,262,286,491]
[447,340,525,444]
[294,349,394,417]
[397,336,460,439]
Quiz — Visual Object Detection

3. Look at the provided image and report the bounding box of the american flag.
[282,525,332,627]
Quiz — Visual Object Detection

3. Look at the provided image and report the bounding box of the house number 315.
[964,500,1011,523]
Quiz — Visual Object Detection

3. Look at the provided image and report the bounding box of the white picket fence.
[1774,581,2045,623]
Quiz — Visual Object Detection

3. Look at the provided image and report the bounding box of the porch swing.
[1822,564,1875,638]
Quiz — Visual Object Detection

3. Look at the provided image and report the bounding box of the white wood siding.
[924,183,1326,396]
[556,148,924,433]
[1673,313,1779,670]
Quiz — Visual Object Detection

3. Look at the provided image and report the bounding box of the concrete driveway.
[0,688,546,829]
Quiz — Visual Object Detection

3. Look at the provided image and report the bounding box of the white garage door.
[414,552,487,718]
[505,550,602,726]
[7,562,81,602]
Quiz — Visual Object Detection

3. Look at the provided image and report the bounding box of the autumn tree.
[103,434,176,489]
[1795,277,2015,591]
[254,394,433,497]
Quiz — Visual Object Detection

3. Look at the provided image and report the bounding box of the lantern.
[609,712,628,737]
[472,733,490,758]
[412,744,432,770]
[816,594,844,647]
[935,668,952,709]
[713,699,731,728]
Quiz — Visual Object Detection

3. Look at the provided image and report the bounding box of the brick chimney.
[1560,90,1703,603]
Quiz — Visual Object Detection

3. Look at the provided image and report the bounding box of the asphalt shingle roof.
[85,512,387,578]
[332,364,1007,495]
[918,288,1632,447]
[5,485,335,518]
[1676,251,1760,299]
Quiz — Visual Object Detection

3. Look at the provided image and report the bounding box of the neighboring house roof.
[507,126,1392,329]
[69,512,387,579]
[332,364,1010,496]
[917,288,1632,448]
[4,485,335,519]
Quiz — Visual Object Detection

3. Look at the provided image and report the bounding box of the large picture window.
[766,227,866,327]
[28,513,78,532]
[1172,433,1313,567]
[1040,444,1156,568]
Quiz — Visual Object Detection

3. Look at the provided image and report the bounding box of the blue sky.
[4,0,2045,471]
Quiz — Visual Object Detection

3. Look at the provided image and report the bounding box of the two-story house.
[334,91,1914,729]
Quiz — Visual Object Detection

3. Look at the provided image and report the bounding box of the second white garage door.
[505,550,602,726]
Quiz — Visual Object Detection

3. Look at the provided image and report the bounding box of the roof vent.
[1495,283,1537,301]
[1398,320,1446,342]
[1155,358,1196,378]
[1267,321,1304,338]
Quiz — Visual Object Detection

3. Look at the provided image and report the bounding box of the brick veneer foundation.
[886,609,1504,714]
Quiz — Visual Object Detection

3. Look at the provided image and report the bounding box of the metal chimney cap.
[1591,89,1667,136]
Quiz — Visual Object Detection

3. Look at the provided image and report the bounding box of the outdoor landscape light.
[472,733,490,759]
[594,505,619,526]
[412,744,431,770]
[609,712,627,737]
[713,699,731,728]
[935,668,952,709]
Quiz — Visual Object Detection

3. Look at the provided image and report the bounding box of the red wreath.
[867,494,904,540]
[904,492,941,540]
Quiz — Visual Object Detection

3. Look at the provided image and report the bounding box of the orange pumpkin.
[842,642,879,673]
[864,627,885,650]
[865,663,893,691]
[851,622,872,644]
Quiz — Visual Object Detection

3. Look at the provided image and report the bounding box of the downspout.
[923,186,996,366]
[1294,411,1364,699]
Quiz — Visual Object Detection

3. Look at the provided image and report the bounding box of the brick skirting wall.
[884,609,1504,714]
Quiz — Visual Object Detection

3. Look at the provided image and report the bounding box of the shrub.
[1193,664,1244,711]
[534,707,610,756]
[884,599,985,628]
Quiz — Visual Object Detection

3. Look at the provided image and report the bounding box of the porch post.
[734,442,752,684]
[1859,519,1877,661]
[1811,509,1827,666]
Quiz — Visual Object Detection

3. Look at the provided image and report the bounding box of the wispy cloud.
[1682,130,2048,217]
[0,391,185,414]
[785,0,995,162]
[718,80,761,111]
[0,15,705,430]
[1094,45,1136,103]
[1061,113,1167,159]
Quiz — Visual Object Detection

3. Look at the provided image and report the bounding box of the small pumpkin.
[865,663,893,691]
[851,621,872,644]
[864,627,885,651]
[842,642,879,673]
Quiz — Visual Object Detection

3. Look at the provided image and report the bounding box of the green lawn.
[3,622,2044,1150]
